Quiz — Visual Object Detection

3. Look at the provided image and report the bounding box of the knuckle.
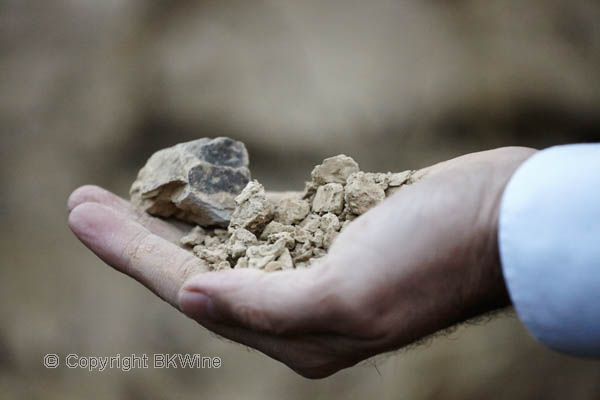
[121,230,152,267]
[175,257,207,284]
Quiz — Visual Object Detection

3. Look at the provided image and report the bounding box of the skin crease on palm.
[67,146,536,379]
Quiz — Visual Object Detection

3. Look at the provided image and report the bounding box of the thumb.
[178,264,349,335]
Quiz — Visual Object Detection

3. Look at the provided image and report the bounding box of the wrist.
[464,147,537,318]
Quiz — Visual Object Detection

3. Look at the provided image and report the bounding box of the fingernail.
[179,290,217,320]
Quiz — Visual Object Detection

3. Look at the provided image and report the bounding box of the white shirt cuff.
[499,143,600,357]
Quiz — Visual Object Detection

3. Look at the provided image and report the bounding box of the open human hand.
[68,146,535,378]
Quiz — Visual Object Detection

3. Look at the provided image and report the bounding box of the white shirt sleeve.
[499,143,600,357]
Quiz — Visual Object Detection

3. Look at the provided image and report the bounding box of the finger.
[178,263,353,335]
[68,185,189,243]
[69,202,208,306]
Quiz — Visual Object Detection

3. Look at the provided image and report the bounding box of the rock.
[320,213,340,249]
[228,180,273,234]
[213,228,229,238]
[193,244,229,267]
[291,241,313,262]
[246,239,287,269]
[345,172,386,215]
[388,170,412,187]
[142,151,418,272]
[130,137,251,227]
[302,180,319,201]
[385,170,412,197]
[228,228,258,258]
[292,227,311,244]
[228,228,257,244]
[213,261,231,271]
[310,229,324,248]
[311,155,360,185]
[265,248,294,271]
[319,213,340,232]
[203,235,222,247]
[298,214,321,233]
[274,197,310,225]
[408,168,428,184]
[180,226,206,247]
[235,257,249,269]
[312,183,344,214]
[357,172,390,191]
[312,248,327,258]
[259,221,295,240]
[267,231,296,249]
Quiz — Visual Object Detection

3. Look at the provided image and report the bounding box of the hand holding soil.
[67,143,535,378]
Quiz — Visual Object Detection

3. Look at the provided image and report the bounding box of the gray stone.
[130,137,250,227]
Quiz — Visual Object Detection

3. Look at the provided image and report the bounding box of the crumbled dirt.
[177,154,416,271]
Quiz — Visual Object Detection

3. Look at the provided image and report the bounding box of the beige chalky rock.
[229,180,273,234]
[310,229,325,248]
[180,226,207,247]
[130,137,250,227]
[363,172,390,191]
[312,183,344,214]
[408,168,428,184]
[302,180,319,201]
[203,235,222,247]
[246,239,287,269]
[265,248,294,271]
[235,257,249,269]
[274,197,310,225]
[267,231,296,249]
[213,228,229,238]
[312,248,327,258]
[320,213,340,249]
[291,241,313,262]
[299,214,321,233]
[292,227,311,243]
[134,146,419,272]
[213,260,231,271]
[345,172,386,215]
[388,170,412,187]
[228,228,258,258]
[320,213,340,232]
[260,221,295,240]
[193,244,229,269]
[311,155,360,185]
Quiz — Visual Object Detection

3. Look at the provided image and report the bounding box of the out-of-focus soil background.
[1,1,600,398]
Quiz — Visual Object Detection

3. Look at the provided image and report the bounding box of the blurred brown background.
[1,1,600,398]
